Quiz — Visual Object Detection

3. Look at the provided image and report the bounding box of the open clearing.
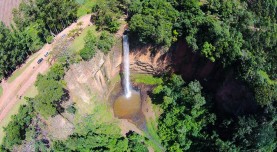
[69,25,98,52]
[0,0,21,26]
[76,0,96,17]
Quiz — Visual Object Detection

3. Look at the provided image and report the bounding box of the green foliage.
[202,42,216,62]
[13,0,78,35]
[75,0,85,4]
[257,70,277,85]
[0,22,29,78]
[252,124,276,151]
[150,75,277,151]
[133,74,163,85]
[126,131,148,152]
[144,119,164,151]
[213,135,240,152]
[46,35,54,44]
[93,0,121,33]
[34,74,65,118]
[80,47,94,61]
[254,83,277,106]
[33,63,66,118]
[47,64,65,81]
[0,0,276,151]
[128,0,276,105]
[153,75,215,151]
[52,101,150,151]
[69,26,97,54]
[84,31,97,49]
[1,63,66,150]
[66,105,77,114]
[248,70,277,106]
[0,0,78,79]
[79,30,116,59]
[1,102,34,151]
[76,0,96,17]
[232,116,277,151]
[97,31,115,53]
[79,31,97,60]
[129,0,179,46]
[22,23,44,51]
[53,115,151,152]
[53,106,145,151]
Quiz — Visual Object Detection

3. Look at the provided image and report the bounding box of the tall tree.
[153,75,215,151]
[129,0,179,46]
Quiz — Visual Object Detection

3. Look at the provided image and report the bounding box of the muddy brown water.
[113,90,141,119]
[109,83,146,129]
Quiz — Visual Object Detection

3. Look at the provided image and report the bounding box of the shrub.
[66,105,77,114]
[97,31,115,54]
[80,31,97,60]
[80,47,95,60]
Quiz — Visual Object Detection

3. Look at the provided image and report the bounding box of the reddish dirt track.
[0,14,92,122]
[0,0,21,26]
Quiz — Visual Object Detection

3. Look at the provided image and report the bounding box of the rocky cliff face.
[129,46,171,75]
[64,42,172,102]
[65,43,122,102]
[130,47,171,75]
[65,37,258,117]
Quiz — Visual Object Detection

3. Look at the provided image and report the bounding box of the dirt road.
[0,14,92,122]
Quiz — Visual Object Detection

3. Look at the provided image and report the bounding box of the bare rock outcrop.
[65,44,122,102]
[130,47,171,75]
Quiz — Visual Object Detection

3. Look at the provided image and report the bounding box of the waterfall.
[123,35,131,98]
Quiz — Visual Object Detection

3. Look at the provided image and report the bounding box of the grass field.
[8,53,40,83]
[69,26,98,53]
[132,74,163,85]
[0,85,38,144]
[144,119,164,151]
[76,0,96,18]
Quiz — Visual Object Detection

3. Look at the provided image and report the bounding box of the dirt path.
[0,14,92,122]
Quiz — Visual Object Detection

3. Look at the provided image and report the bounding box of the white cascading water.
[123,35,131,98]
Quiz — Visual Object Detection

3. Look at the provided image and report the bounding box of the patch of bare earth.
[118,119,143,135]
[47,115,74,140]
[0,0,21,26]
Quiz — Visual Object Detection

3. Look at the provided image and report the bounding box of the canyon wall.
[65,38,258,116]
[65,43,122,102]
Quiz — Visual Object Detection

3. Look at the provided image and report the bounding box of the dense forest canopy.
[126,0,276,151]
[128,0,276,106]
[0,0,276,151]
